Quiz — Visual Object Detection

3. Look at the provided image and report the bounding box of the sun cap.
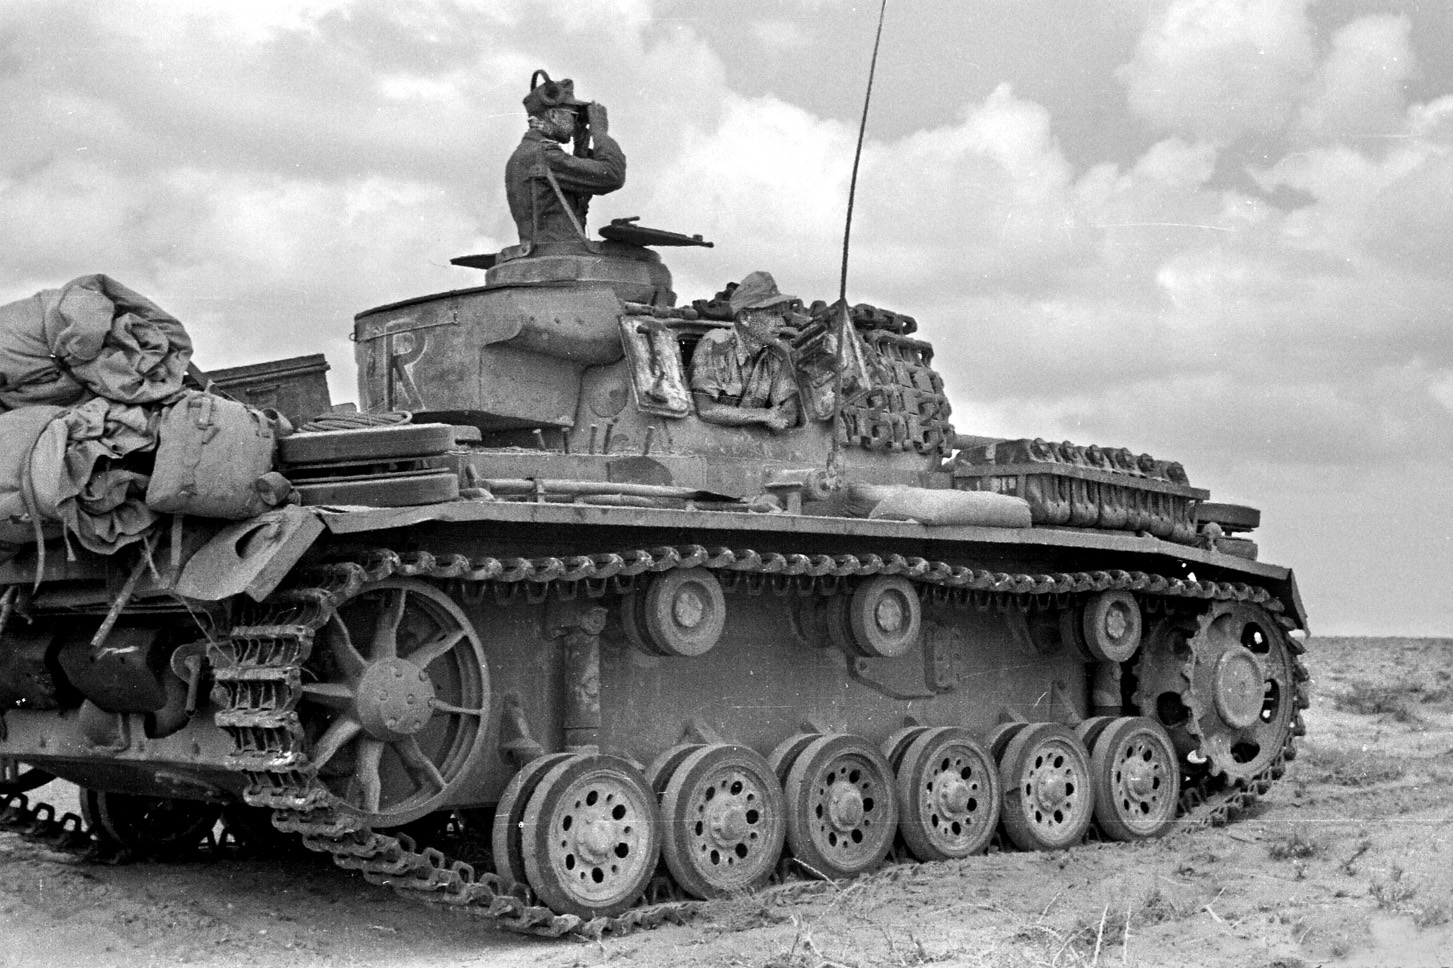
[729,271,797,316]
[523,70,588,117]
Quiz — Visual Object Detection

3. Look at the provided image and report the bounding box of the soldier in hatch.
[506,71,626,245]
[690,271,802,432]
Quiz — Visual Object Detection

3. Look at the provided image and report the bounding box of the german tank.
[0,71,1308,937]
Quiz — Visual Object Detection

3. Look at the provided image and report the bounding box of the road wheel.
[896,727,1000,861]
[490,752,573,888]
[1090,717,1180,841]
[784,734,897,879]
[520,754,660,918]
[660,744,785,898]
[998,723,1094,851]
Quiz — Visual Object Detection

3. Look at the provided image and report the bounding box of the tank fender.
[174,505,325,602]
[1280,567,1310,633]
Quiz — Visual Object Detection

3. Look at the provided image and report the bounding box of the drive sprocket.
[1133,602,1301,783]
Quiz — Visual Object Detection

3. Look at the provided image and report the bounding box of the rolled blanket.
[847,482,1032,528]
[28,397,160,555]
[0,274,192,410]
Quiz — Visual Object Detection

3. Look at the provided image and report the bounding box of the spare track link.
[213,544,1304,940]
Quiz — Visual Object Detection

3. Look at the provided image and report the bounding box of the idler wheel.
[491,752,574,888]
[998,723,1094,851]
[81,788,220,855]
[622,568,727,657]
[784,734,897,879]
[831,576,922,658]
[659,744,786,899]
[895,727,1000,861]
[1079,591,1143,662]
[520,753,660,919]
[298,579,489,826]
[1089,717,1180,842]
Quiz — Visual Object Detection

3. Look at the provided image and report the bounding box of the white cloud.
[1433,372,1453,413]
[1295,15,1414,145]
[752,18,812,50]
[1119,0,1318,144]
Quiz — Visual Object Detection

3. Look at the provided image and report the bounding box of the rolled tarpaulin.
[0,274,192,410]
[28,397,160,555]
[847,482,1032,528]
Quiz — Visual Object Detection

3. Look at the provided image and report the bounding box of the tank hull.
[0,502,1302,796]
[0,498,1307,936]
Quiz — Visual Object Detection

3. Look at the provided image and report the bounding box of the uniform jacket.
[505,130,626,244]
[689,328,799,410]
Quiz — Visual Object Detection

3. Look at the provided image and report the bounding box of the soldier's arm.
[544,133,626,195]
[693,392,781,428]
[766,395,799,431]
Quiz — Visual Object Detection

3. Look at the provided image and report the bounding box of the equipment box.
[207,353,332,427]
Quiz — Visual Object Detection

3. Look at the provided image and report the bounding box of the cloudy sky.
[2,0,1449,635]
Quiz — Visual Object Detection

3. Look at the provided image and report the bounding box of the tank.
[0,95,1309,939]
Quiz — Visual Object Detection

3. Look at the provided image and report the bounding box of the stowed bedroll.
[0,70,1307,937]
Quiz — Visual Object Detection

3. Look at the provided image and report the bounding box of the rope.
[298,410,412,433]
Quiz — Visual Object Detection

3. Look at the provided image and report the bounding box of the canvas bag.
[0,406,66,551]
[146,391,291,520]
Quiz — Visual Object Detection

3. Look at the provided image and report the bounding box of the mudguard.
[174,504,324,602]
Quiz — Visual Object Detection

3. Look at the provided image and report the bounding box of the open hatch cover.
[599,217,713,248]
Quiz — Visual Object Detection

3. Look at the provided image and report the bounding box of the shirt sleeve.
[542,133,627,195]
[690,331,740,399]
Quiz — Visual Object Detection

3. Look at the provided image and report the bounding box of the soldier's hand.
[586,102,609,137]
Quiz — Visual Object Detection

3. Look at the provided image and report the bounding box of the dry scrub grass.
[1293,744,1406,788]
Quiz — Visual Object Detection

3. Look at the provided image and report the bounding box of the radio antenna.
[840,0,889,303]
[830,0,889,473]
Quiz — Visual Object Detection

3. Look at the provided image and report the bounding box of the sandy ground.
[2,635,1450,968]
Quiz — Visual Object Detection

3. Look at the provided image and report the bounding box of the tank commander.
[690,271,802,432]
[506,71,626,245]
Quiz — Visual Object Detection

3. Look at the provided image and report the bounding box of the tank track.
[211,544,1308,938]
[0,794,108,860]
[0,787,272,865]
[0,544,1308,939]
